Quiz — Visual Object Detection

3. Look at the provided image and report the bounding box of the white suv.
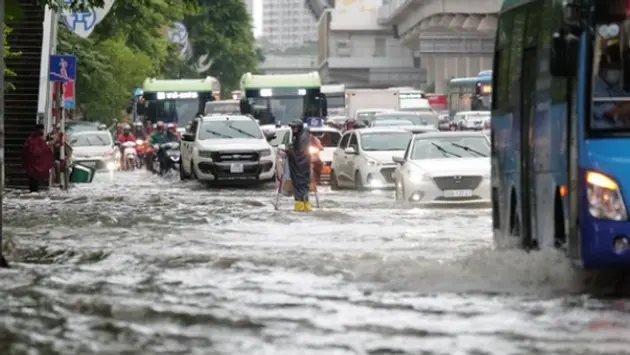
[180,115,276,185]
[330,128,412,190]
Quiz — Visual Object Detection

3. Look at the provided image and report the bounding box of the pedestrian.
[22,124,54,192]
[286,120,312,211]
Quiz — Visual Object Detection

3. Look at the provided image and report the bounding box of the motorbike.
[153,141,180,175]
[121,141,138,171]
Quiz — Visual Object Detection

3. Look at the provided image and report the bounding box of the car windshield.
[465,114,490,122]
[411,136,490,159]
[356,112,381,124]
[361,132,411,151]
[268,129,290,147]
[311,131,341,147]
[70,133,112,146]
[372,119,415,127]
[198,119,263,140]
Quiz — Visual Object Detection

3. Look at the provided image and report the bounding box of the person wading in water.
[22,124,54,192]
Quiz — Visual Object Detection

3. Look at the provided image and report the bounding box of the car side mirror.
[392,156,404,164]
[264,131,276,142]
[182,133,194,141]
[344,146,357,154]
[278,144,287,151]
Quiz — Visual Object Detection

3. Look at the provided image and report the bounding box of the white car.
[453,111,491,131]
[69,130,118,171]
[392,131,490,205]
[180,115,276,184]
[265,126,292,154]
[355,109,395,125]
[330,128,412,190]
[307,126,342,182]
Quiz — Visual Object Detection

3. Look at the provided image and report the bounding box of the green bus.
[238,72,327,125]
[140,77,220,126]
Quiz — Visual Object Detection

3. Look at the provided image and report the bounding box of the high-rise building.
[244,0,254,20]
[262,0,318,50]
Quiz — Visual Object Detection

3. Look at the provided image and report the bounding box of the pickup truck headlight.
[586,170,627,220]
[259,149,272,157]
[366,158,381,167]
[198,150,213,158]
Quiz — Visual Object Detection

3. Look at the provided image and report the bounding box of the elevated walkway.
[305,0,333,20]
[378,0,501,92]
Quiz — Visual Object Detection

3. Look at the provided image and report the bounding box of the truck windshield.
[591,20,630,131]
[326,94,344,109]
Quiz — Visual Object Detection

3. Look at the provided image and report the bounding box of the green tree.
[183,0,261,96]
[52,0,195,122]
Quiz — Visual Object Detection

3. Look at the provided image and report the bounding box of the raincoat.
[149,130,168,145]
[287,130,311,201]
[117,133,136,143]
[22,132,54,181]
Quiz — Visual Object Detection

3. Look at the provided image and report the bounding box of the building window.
[374,38,386,57]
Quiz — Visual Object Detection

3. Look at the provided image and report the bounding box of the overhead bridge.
[378,0,500,93]
[305,0,333,20]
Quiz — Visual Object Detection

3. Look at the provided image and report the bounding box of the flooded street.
[1,171,630,354]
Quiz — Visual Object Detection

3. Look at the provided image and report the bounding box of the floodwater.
[1,171,630,355]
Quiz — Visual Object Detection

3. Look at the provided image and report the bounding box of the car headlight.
[586,170,627,221]
[198,150,213,158]
[135,139,143,145]
[308,146,320,155]
[408,167,431,183]
[259,149,272,157]
[366,158,381,167]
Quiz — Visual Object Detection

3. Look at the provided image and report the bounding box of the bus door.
[520,48,538,248]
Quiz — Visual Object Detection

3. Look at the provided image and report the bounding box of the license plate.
[230,163,244,173]
[443,189,473,197]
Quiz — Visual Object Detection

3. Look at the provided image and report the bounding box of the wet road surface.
[1,171,630,354]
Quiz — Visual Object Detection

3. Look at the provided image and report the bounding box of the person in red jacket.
[22,124,54,192]
[117,125,136,170]
[117,125,136,143]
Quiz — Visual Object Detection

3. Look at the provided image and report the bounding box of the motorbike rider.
[117,125,136,170]
[149,121,179,174]
[286,120,312,212]
[166,123,181,140]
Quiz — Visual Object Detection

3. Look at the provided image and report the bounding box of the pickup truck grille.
[211,151,259,162]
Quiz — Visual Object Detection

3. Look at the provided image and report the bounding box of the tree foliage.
[182,0,260,97]
[3,0,261,122]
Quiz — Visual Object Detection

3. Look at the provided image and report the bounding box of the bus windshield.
[591,21,630,131]
[146,99,199,127]
[249,96,304,124]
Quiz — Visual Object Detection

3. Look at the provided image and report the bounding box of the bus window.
[591,22,630,130]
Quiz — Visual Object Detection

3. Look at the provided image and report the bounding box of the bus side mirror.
[239,99,251,114]
[320,93,327,117]
[550,29,578,77]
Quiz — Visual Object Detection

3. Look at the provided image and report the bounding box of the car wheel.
[330,170,340,190]
[179,160,187,180]
[190,160,197,180]
[354,171,364,191]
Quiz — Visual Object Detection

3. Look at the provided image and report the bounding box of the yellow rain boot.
[304,201,312,211]
[294,201,305,212]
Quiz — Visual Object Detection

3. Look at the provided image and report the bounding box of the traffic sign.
[49,55,76,82]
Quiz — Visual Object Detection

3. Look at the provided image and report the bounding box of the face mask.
[605,70,621,84]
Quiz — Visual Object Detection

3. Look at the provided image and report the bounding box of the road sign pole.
[59,83,67,190]
[0,0,8,268]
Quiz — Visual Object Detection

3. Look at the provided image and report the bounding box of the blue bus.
[491,0,630,269]
[447,71,492,114]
